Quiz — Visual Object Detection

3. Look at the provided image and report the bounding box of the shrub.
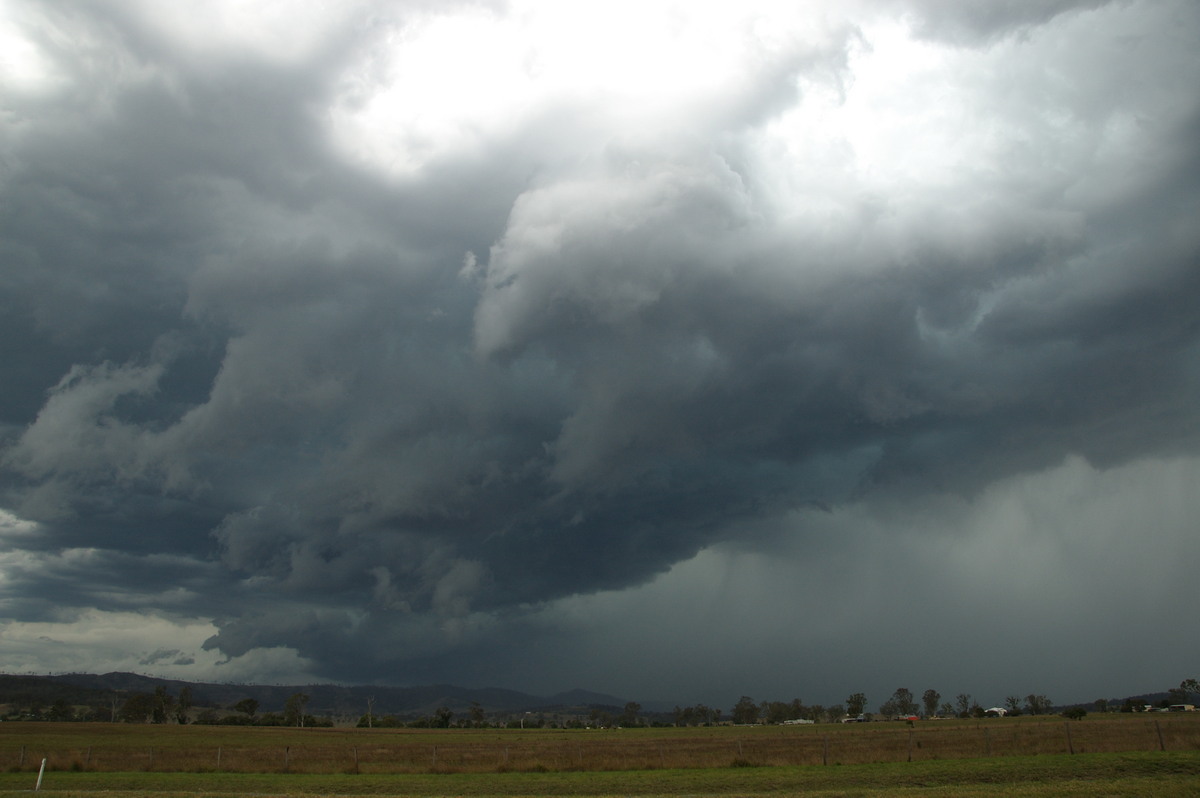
[1063,707,1087,720]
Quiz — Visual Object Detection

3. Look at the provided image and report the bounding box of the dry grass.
[3,714,1198,775]
[2,751,1200,798]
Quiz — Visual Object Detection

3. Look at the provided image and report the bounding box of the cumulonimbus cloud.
[0,0,1197,698]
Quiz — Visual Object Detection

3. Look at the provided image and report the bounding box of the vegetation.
[0,731,1197,797]
[4,672,1198,732]
[1,713,1197,777]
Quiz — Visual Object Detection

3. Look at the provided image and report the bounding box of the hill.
[0,672,630,720]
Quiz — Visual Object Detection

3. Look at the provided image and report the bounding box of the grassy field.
[1,752,1199,796]
[1,716,1198,796]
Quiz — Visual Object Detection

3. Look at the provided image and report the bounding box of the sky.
[1,0,1198,713]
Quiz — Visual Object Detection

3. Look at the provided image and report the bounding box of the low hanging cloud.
[1,0,1198,704]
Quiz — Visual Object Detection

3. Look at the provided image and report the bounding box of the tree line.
[706,678,1200,727]
[6,677,1198,726]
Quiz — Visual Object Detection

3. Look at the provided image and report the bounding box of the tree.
[1180,678,1200,703]
[120,693,155,723]
[152,686,174,724]
[176,686,193,724]
[620,702,642,727]
[1025,694,1052,716]
[233,698,259,718]
[469,701,486,728]
[731,696,759,725]
[757,701,783,724]
[922,689,941,718]
[1004,695,1023,715]
[955,694,971,718]
[284,693,310,727]
[846,693,867,716]
[939,702,955,718]
[434,706,453,728]
[48,699,73,721]
[879,688,918,718]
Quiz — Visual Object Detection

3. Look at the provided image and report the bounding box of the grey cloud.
[138,648,182,666]
[1,0,1198,701]
[901,0,1112,45]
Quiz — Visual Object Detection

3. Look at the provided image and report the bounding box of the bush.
[1063,707,1087,720]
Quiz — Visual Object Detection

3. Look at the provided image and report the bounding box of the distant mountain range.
[3,672,1178,721]
[0,672,635,719]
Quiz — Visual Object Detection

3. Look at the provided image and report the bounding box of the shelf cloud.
[1,0,1197,707]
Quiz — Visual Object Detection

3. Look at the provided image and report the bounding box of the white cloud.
[0,608,319,683]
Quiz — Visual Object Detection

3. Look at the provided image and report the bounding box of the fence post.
[284,746,290,773]
[35,758,47,791]
[1155,720,1166,752]
[907,730,914,762]
[20,745,25,767]
[822,735,829,766]
[984,727,991,757]
[217,746,222,771]
[353,746,359,774]
[1064,722,1074,755]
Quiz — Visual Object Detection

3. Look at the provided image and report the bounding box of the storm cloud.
[1,0,1197,707]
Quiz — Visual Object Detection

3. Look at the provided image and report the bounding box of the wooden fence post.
[1155,720,1166,752]
[1064,722,1074,755]
[216,746,222,771]
[822,736,829,766]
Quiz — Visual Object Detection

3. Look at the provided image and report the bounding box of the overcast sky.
[1,0,1198,712]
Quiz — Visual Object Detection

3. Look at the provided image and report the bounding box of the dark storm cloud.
[1,0,1198,700]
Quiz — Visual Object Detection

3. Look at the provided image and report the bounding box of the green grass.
[1,752,1198,797]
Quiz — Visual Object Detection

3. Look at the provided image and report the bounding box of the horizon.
[6,670,1189,715]
[1,0,1198,710]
